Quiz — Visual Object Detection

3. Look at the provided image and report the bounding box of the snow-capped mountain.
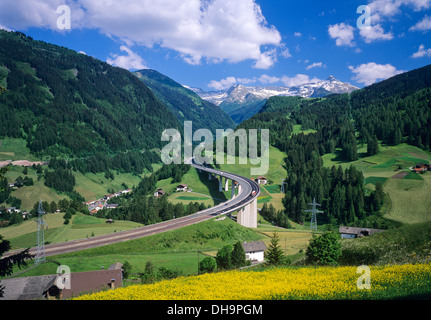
[186,76,359,106]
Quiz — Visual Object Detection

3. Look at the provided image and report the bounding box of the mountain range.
[187,76,359,123]
[134,69,235,133]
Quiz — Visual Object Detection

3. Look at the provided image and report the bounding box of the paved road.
[6,159,260,258]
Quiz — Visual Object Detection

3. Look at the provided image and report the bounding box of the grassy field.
[0,138,39,161]
[258,229,314,256]
[7,218,264,278]
[0,212,143,250]
[3,165,69,210]
[291,124,317,136]
[340,221,431,265]
[73,171,144,201]
[322,143,431,224]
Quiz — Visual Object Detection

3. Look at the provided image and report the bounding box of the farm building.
[176,184,188,192]
[0,263,123,300]
[339,226,384,239]
[154,188,165,197]
[242,241,267,262]
[256,176,268,185]
[413,163,430,173]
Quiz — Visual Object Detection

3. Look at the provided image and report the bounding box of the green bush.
[305,231,341,265]
[199,257,216,274]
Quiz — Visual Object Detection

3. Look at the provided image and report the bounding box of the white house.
[256,176,267,185]
[242,241,267,262]
[176,184,188,192]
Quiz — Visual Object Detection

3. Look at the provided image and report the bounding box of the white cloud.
[279,45,292,59]
[305,62,326,70]
[0,24,13,31]
[208,77,241,90]
[411,44,431,57]
[359,24,393,43]
[280,74,322,87]
[253,49,278,69]
[410,15,431,31]
[258,74,281,84]
[368,0,431,22]
[0,0,84,30]
[328,23,356,47]
[294,32,302,37]
[327,1,431,46]
[208,73,324,90]
[349,62,405,86]
[0,0,282,68]
[106,46,148,71]
[83,0,281,68]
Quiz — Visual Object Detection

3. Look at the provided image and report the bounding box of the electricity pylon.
[280,179,287,193]
[305,198,324,232]
[35,200,48,265]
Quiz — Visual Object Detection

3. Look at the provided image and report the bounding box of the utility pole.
[197,251,200,275]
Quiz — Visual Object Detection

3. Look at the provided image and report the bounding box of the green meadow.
[322,143,431,224]
[0,212,143,250]
[7,218,265,277]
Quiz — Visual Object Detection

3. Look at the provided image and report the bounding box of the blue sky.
[0,0,430,90]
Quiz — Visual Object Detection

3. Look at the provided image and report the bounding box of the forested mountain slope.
[0,30,180,170]
[134,69,236,133]
[237,65,431,228]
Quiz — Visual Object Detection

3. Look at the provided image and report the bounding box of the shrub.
[199,257,216,274]
[305,231,341,265]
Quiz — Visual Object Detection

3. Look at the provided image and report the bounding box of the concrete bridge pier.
[237,198,257,228]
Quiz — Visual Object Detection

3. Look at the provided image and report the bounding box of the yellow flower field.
[75,263,431,300]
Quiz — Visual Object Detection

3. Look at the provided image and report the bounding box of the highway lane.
[6,159,260,258]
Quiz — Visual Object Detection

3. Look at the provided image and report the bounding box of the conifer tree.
[265,232,284,265]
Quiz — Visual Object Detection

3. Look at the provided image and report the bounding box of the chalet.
[339,226,384,239]
[413,163,429,173]
[242,241,267,262]
[154,188,165,197]
[0,263,123,300]
[104,194,116,200]
[176,184,188,192]
[6,207,20,214]
[256,176,267,185]
[105,204,119,209]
